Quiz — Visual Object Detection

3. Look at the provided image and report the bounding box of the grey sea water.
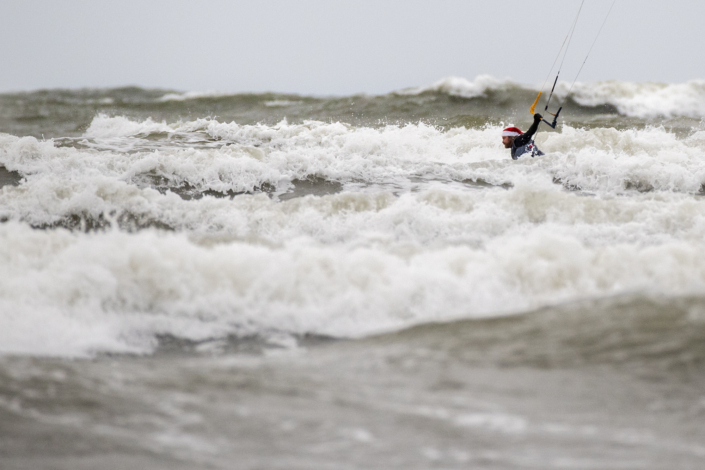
[1,77,705,469]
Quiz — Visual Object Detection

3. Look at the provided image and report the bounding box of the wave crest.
[400,75,705,119]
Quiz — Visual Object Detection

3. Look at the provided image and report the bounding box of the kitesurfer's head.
[502,127,522,148]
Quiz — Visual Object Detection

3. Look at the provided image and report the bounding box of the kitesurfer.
[502,113,545,160]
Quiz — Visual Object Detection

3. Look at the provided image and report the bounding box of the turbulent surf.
[2,76,705,469]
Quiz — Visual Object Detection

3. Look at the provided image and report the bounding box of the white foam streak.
[399,75,517,98]
[158,90,227,101]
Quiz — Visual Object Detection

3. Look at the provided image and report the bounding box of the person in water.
[502,113,545,160]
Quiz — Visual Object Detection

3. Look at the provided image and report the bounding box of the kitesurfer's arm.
[514,113,543,148]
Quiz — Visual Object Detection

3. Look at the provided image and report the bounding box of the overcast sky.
[2,0,703,95]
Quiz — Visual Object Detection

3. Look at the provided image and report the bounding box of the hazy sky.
[2,0,703,95]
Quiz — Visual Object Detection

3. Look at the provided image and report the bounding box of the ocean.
[1,75,705,469]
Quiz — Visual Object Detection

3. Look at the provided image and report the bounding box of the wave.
[3,220,705,357]
[2,113,705,358]
[560,80,705,119]
[158,90,233,102]
[387,294,705,370]
[2,78,703,146]
[4,168,705,243]
[55,75,692,120]
[402,75,705,119]
[397,75,518,99]
[2,116,704,200]
[3,77,705,123]
[1,117,705,234]
[150,75,705,120]
[1,118,704,235]
[158,91,303,108]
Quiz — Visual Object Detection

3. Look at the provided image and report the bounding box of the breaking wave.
[3,221,705,357]
[150,75,705,120]
[404,75,705,119]
[0,111,704,357]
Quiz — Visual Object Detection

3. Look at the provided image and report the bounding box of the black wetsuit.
[511,114,545,160]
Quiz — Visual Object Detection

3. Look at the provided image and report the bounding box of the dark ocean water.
[1,76,705,469]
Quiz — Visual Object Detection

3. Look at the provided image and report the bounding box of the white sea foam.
[2,115,705,357]
[406,75,705,119]
[1,118,705,237]
[158,93,301,106]
[158,90,228,101]
[154,184,705,244]
[399,75,517,98]
[2,219,705,357]
[264,100,302,107]
[558,80,705,119]
[84,114,173,138]
[2,116,705,196]
[2,166,705,247]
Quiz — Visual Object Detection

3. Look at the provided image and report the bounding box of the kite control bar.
[530,90,562,129]
[542,107,562,129]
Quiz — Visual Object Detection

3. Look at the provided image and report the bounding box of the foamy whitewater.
[2,77,705,469]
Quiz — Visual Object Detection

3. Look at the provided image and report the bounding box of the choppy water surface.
[1,76,705,469]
